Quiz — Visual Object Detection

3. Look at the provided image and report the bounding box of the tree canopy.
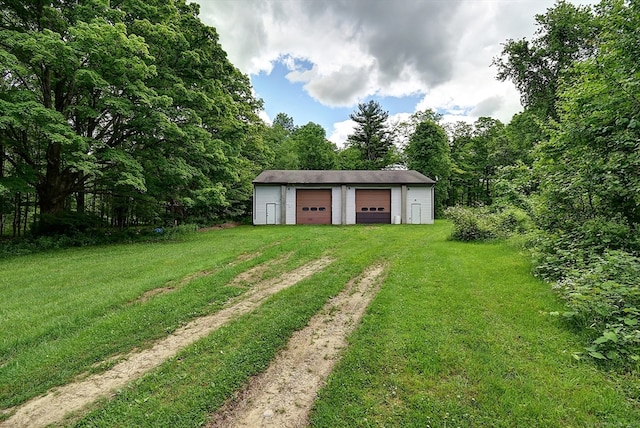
[405,113,450,216]
[0,0,264,233]
[493,0,598,120]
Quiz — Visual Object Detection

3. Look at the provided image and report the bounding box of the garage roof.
[253,170,436,185]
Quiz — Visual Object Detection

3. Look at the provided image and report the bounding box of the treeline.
[448,0,640,369]
[0,0,558,236]
[263,104,537,220]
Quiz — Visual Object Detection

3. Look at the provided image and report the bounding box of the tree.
[493,0,598,120]
[272,112,297,134]
[405,117,451,216]
[469,117,508,206]
[504,109,548,167]
[535,0,640,244]
[263,113,298,170]
[291,122,337,170]
[443,118,511,207]
[445,122,470,206]
[346,100,393,170]
[0,0,263,232]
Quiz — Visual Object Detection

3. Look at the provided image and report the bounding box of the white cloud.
[195,0,598,132]
[197,0,465,105]
[328,119,355,149]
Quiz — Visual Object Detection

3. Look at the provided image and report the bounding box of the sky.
[194,0,597,147]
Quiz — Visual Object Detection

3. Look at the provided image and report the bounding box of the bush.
[553,250,640,368]
[0,224,200,259]
[31,211,107,236]
[532,216,638,282]
[445,205,532,242]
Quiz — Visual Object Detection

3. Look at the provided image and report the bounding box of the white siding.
[285,186,296,225]
[331,187,342,224]
[253,186,281,225]
[345,187,356,225]
[254,183,434,225]
[390,187,401,222]
[406,186,434,224]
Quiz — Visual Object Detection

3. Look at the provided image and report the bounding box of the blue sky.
[196,0,599,146]
[251,59,424,134]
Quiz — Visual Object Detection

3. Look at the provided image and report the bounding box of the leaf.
[602,331,618,343]
[588,350,606,359]
[605,350,619,360]
[624,317,638,326]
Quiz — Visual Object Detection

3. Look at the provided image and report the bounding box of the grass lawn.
[1,222,638,426]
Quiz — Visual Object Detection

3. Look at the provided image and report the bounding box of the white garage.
[252,170,436,225]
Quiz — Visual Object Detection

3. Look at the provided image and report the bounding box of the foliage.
[336,146,364,170]
[405,116,451,217]
[535,0,640,238]
[492,162,536,213]
[291,122,338,170]
[346,100,394,170]
[553,250,640,368]
[0,223,198,259]
[0,0,265,233]
[493,0,598,120]
[443,117,516,208]
[492,0,640,369]
[445,205,532,242]
[263,113,298,169]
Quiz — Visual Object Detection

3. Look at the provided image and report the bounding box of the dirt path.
[208,264,386,428]
[1,257,334,428]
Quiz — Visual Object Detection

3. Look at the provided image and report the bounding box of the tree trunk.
[76,190,85,214]
[35,142,80,234]
[13,193,21,237]
[23,193,29,236]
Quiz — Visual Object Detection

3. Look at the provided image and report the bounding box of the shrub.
[0,224,199,259]
[445,205,532,242]
[532,215,637,282]
[553,250,640,368]
[445,206,496,241]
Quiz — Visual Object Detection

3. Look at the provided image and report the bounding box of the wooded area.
[2,0,634,238]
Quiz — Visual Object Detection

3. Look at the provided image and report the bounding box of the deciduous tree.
[493,0,597,120]
[0,0,263,232]
[405,116,451,216]
[292,122,337,170]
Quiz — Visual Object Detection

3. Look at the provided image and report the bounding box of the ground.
[1,256,383,428]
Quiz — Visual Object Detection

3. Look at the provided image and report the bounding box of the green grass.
[1,223,638,427]
[310,230,640,427]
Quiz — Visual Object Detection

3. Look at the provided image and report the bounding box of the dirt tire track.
[1,257,334,428]
[208,264,386,428]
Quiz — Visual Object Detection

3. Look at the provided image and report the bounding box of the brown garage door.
[356,189,391,224]
[296,189,332,224]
